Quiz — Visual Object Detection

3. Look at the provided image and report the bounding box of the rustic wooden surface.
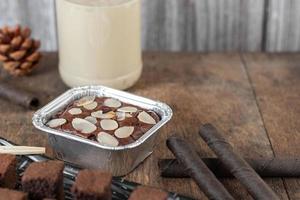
[1,0,300,52]
[0,52,299,199]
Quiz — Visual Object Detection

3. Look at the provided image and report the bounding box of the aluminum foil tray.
[32,86,173,176]
[0,137,194,200]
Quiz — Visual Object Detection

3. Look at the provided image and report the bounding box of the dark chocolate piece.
[0,153,17,189]
[72,169,112,200]
[118,137,135,146]
[128,186,168,200]
[0,188,27,200]
[22,160,64,200]
[166,136,234,200]
[131,127,144,140]
[0,82,39,109]
[159,157,300,178]
[199,124,279,200]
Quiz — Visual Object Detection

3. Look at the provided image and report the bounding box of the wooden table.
[0,52,299,199]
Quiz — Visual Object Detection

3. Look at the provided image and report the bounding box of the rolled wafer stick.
[159,158,300,178]
[167,136,234,200]
[199,124,279,200]
[0,82,40,109]
[0,146,45,155]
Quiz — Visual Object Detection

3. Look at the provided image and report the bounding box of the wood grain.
[243,53,300,200]
[3,0,300,52]
[0,52,299,199]
[265,0,300,52]
[142,0,265,52]
[0,0,57,51]
[0,52,296,199]
[2,0,300,52]
[0,0,267,52]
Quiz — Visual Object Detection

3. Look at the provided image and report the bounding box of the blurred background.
[0,0,299,52]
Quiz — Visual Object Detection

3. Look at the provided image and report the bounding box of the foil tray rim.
[32,85,173,151]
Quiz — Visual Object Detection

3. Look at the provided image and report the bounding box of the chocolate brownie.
[0,154,17,189]
[72,169,112,200]
[46,96,161,147]
[129,186,168,200]
[22,161,64,200]
[0,188,27,200]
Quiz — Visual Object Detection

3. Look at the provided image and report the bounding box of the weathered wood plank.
[0,0,57,51]
[142,0,265,52]
[195,0,265,51]
[266,0,300,52]
[0,0,265,52]
[125,53,287,199]
[243,53,300,200]
[0,52,292,199]
[2,0,300,52]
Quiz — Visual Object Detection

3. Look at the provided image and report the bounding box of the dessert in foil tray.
[33,86,172,175]
[46,96,161,147]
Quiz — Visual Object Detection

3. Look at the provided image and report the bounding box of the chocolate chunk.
[118,117,139,127]
[72,170,112,200]
[22,161,65,200]
[0,154,17,189]
[118,137,135,146]
[131,128,145,140]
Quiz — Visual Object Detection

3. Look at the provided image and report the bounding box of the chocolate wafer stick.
[167,136,234,200]
[0,82,39,109]
[199,124,279,200]
[159,158,300,178]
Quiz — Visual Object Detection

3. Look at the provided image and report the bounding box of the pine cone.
[0,25,41,76]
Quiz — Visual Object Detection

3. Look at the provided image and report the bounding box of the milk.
[56,0,142,89]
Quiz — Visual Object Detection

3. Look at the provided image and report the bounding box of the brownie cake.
[72,169,112,200]
[21,161,64,200]
[0,188,27,200]
[129,186,168,200]
[46,96,160,147]
[0,154,17,189]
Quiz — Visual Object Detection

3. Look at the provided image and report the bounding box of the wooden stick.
[199,124,279,200]
[167,135,234,200]
[0,146,45,155]
[159,157,300,178]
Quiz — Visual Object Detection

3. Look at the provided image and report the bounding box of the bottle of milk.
[56,0,142,90]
